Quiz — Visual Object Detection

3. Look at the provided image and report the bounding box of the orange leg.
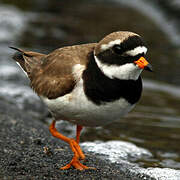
[49,120,92,170]
[76,125,83,144]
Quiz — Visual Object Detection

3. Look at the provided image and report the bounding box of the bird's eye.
[112,45,123,54]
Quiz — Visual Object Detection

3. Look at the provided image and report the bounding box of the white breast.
[41,78,134,127]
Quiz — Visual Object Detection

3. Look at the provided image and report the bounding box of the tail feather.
[9,46,24,53]
[10,46,29,74]
[10,46,46,77]
[10,46,32,60]
[10,46,24,60]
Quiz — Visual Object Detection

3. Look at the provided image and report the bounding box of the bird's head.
[94,31,152,80]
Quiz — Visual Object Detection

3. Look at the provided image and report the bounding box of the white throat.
[94,53,142,80]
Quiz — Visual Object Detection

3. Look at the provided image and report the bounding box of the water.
[0,0,180,170]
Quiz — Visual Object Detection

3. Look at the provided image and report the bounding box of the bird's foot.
[60,156,95,170]
[49,120,95,170]
[60,139,95,170]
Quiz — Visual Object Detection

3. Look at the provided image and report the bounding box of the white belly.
[41,79,134,127]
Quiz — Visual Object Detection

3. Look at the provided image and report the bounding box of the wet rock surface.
[0,99,124,179]
[1,100,180,179]
[0,99,138,180]
[82,142,180,180]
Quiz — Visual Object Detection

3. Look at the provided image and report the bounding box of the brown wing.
[11,44,96,99]
[29,51,76,99]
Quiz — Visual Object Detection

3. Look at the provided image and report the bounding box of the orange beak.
[134,57,153,72]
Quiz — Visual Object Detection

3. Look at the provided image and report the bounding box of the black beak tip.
[144,64,153,72]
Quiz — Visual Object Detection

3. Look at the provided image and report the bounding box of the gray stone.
[81,141,180,180]
[0,99,132,180]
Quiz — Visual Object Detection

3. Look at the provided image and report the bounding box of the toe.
[60,157,95,170]
[60,163,71,170]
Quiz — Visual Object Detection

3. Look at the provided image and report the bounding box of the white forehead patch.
[126,46,147,56]
[101,39,121,51]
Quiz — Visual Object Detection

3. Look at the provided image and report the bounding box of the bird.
[10,31,152,170]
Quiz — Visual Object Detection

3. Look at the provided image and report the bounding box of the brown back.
[11,44,96,99]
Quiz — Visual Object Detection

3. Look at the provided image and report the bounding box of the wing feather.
[11,44,96,99]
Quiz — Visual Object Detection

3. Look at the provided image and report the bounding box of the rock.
[1,97,180,179]
[0,81,48,117]
[81,141,152,162]
[0,99,132,179]
[0,64,27,85]
[81,141,180,180]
